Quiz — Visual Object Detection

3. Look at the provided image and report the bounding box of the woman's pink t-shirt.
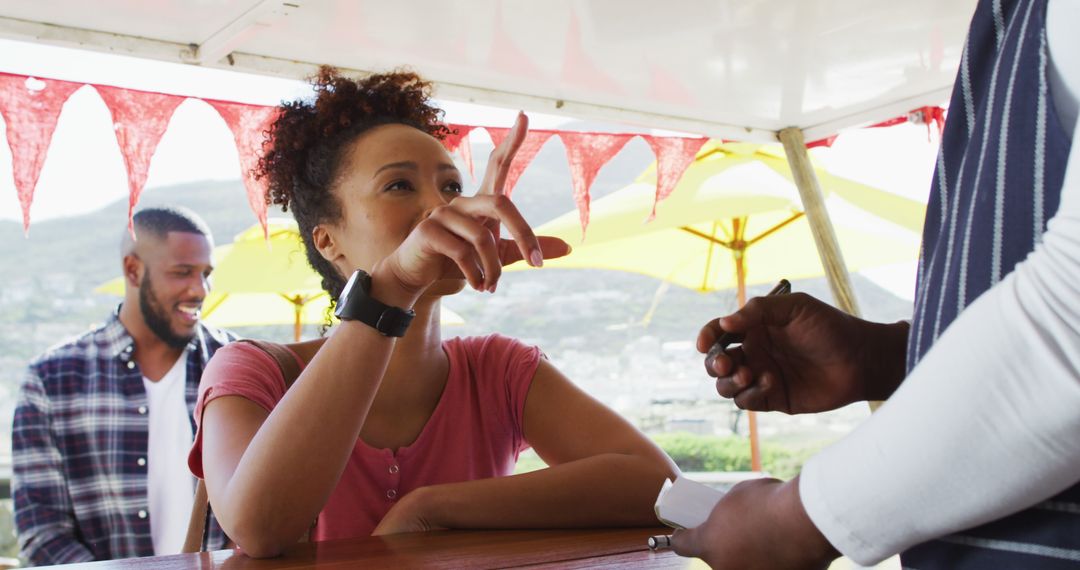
[188,334,541,542]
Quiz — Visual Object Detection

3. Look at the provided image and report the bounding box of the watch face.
[335,270,362,319]
[339,271,358,301]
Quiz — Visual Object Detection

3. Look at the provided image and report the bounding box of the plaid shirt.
[12,309,237,565]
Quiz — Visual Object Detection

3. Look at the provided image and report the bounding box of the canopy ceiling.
[0,0,976,142]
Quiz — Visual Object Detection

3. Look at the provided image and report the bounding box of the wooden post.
[779,128,885,411]
[778,127,860,316]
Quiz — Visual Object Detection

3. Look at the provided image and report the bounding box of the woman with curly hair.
[187,68,678,557]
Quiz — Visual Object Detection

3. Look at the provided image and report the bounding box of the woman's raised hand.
[377,112,570,297]
[476,113,573,271]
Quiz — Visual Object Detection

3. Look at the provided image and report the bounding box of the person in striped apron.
[672,0,1079,567]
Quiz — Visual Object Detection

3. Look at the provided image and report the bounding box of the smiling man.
[12,207,238,565]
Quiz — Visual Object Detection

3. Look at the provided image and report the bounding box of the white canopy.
[0,0,975,141]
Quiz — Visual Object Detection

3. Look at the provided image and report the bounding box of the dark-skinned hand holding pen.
[697,289,911,414]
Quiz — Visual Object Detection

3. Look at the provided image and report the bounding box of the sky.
[0,38,941,300]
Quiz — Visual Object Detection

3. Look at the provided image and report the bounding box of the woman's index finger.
[481,111,528,196]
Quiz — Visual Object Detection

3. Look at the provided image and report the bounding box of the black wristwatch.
[334,269,415,337]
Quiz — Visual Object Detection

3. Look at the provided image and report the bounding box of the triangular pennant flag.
[95,85,186,236]
[0,73,82,234]
[506,131,555,198]
[919,106,947,141]
[869,115,908,129]
[458,131,475,181]
[486,127,509,147]
[866,106,946,142]
[485,128,554,198]
[442,124,475,180]
[441,123,473,152]
[806,135,837,149]
[206,99,280,238]
[559,132,634,236]
[642,135,708,221]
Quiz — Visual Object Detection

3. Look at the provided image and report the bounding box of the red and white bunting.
[442,124,475,180]
[95,85,186,236]
[486,128,555,198]
[559,132,634,236]
[806,135,838,149]
[915,106,947,141]
[0,73,82,234]
[642,136,708,221]
[868,105,948,142]
[206,99,280,238]
[441,123,473,153]
[0,71,939,236]
[458,131,475,181]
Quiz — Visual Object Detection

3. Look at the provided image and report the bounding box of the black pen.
[706,279,791,363]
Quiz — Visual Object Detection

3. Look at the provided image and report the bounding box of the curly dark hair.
[256,66,453,313]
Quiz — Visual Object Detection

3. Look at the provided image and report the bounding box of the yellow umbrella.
[209,219,322,294]
[521,142,923,301]
[512,141,924,471]
[97,219,465,340]
[195,290,465,329]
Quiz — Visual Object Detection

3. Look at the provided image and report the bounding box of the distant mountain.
[0,180,257,292]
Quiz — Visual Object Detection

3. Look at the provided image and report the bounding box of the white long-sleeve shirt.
[799,0,1080,564]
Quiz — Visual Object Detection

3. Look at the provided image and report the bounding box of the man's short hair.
[121,206,213,256]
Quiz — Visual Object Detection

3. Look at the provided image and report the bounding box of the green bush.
[651,432,818,480]
[514,449,547,474]
[511,432,820,480]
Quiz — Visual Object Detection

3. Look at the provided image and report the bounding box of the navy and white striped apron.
[904,0,1077,567]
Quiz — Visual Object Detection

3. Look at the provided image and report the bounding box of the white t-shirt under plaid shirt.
[142,349,195,556]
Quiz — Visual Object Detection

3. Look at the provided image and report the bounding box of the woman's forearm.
[210,273,419,557]
[423,453,674,530]
[213,323,394,555]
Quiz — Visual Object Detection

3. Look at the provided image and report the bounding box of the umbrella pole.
[733,250,747,310]
[730,217,762,471]
[738,259,762,472]
[780,128,886,411]
[778,127,861,316]
[737,263,763,472]
[732,240,762,472]
[291,295,303,342]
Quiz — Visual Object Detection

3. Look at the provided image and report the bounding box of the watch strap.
[334,270,415,337]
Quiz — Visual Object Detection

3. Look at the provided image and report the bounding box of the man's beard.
[139,272,195,349]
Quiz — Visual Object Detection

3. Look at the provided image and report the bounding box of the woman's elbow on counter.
[230,528,293,559]
[220,509,305,559]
